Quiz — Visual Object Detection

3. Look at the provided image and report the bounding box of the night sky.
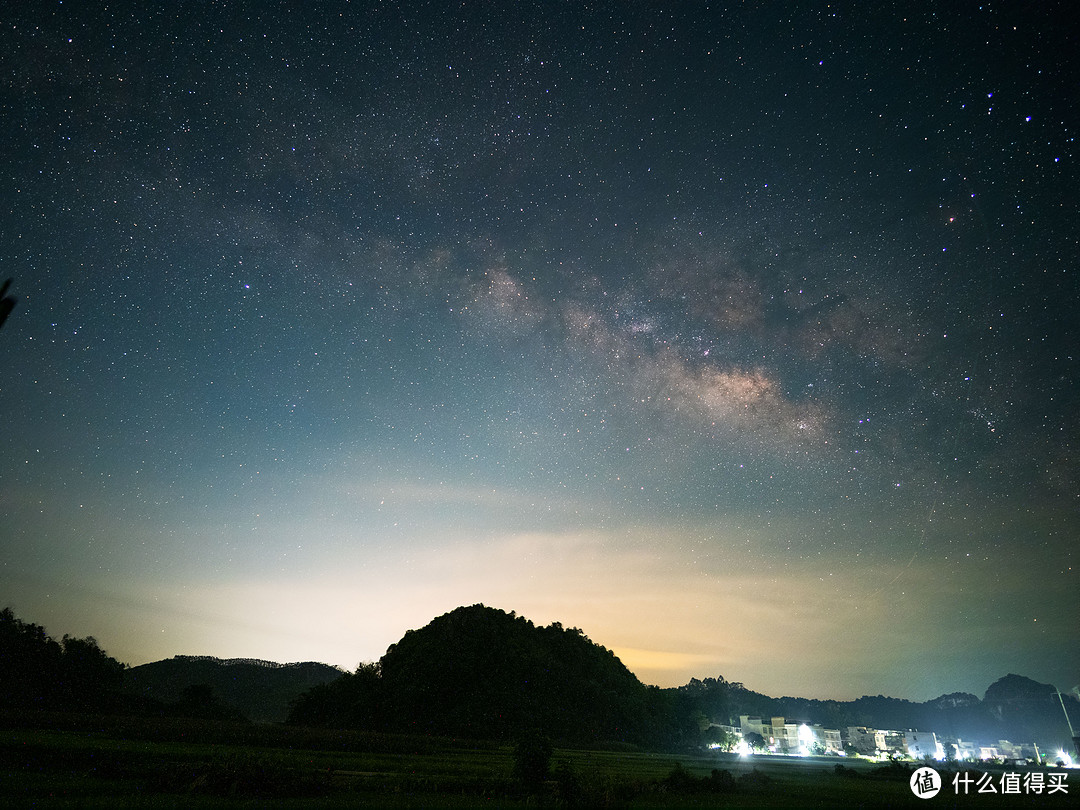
[1,2,1076,702]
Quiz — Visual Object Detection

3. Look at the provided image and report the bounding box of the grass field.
[1,713,1075,807]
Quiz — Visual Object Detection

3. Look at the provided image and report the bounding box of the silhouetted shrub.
[709,767,736,791]
[512,730,553,786]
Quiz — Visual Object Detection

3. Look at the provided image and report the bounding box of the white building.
[740,715,842,755]
[954,739,979,761]
[905,730,943,760]
[847,726,888,755]
[883,731,907,756]
[740,716,797,752]
[806,724,844,755]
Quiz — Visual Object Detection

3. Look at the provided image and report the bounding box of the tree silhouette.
[511,730,553,787]
[744,731,767,751]
[0,607,127,712]
[59,634,125,709]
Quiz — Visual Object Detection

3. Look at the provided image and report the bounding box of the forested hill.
[669,673,1079,750]
[287,604,669,746]
[125,656,342,723]
[0,608,341,722]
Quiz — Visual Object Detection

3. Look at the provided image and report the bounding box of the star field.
[0,2,1076,700]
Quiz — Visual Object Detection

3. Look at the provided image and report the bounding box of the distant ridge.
[171,654,335,670]
[125,656,342,723]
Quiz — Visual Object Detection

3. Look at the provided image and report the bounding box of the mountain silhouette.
[124,656,342,723]
[288,604,664,745]
[980,674,1079,750]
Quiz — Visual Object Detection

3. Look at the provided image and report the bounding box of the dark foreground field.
[2,713,1075,808]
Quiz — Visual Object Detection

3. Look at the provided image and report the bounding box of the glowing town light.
[736,740,752,757]
[798,723,815,757]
